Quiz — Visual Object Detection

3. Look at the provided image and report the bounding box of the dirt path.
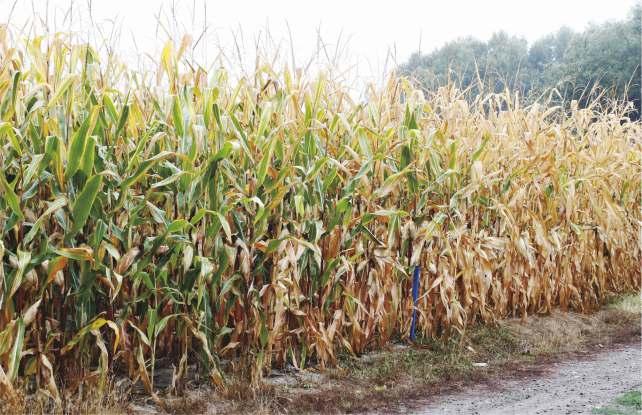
[417,343,641,414]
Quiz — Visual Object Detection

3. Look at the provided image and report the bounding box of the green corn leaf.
[23,154,44,187]
[60,318,109,355]
[46,75,76,110]
[172,95,184,138]
[24,197,67,244]
[471,132,490,162]
[80,136,96,176]
[154,314,178,339]
[257,136,277,186]
[8,71,21,119]
[7,318,25,381]
[294,194,304,217]
[166,219,192,234]
[8,250,31,300]
[115,103,130,138]
[0,122,22,156]
[120,151,175,191]
[65,107,99,181]
[220,274,241,298]
[102,94,118,122]
[69,174,103,237]
[215,212,232,241]
[0,171,23,220]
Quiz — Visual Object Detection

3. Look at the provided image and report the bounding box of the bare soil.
[415,342,641,414]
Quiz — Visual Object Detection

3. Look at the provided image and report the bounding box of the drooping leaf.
[69,174,103,237]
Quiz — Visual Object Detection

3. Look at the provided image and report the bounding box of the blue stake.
[409,265,420,341]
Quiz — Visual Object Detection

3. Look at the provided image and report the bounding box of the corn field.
[0,30,640,405]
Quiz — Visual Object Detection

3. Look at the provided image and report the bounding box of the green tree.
[401,4,641,117]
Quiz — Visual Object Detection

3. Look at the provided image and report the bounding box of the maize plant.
[0,29,639,405]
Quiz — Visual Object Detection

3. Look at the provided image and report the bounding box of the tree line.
[400,4,641,118]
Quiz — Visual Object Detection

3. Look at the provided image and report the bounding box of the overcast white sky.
[1,0,638,83]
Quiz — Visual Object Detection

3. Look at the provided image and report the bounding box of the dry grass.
[504,300,641,355]
[609,293,642,314]
[1,376,129,415]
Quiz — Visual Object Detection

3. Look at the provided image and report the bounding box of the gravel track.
[417,343,641,414]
